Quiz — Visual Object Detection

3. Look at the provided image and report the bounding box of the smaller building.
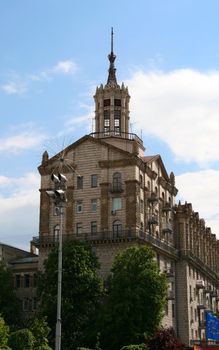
[10,256,38,320]
[0,242,38,320]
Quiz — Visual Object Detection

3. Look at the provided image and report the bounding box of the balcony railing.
[32,229,178,256]
[109,182,124,193]
[89,131,143,145]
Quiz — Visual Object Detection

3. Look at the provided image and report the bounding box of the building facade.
[31,32,219,346]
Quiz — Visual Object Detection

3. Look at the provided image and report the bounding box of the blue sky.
[1,0,219,250]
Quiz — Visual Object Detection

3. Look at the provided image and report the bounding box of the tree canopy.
[38,240,103,350]
[0,263,21,326]
[99,245,168,350]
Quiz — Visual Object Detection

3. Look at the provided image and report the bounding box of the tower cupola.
[93,28,131,139]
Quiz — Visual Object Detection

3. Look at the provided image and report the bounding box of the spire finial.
[111,27,114,53]
[107,27,118,86]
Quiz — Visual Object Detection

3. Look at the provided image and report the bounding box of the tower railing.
[89,131,143,145]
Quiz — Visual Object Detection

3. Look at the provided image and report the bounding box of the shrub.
[147,327,185,350]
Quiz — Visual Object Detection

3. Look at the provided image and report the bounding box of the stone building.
[31,31,219,346]
[0,242,38,319]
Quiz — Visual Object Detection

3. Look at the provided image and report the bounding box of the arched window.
[112,172,122,191]
[113,220,122,238]
[54,225,60,242]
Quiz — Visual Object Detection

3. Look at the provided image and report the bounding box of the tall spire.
[107,27,118,86]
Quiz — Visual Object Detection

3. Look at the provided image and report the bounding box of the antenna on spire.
[111,27,114,53]
[107,27,118,86]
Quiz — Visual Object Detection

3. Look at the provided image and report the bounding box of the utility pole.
[46,173,67,350]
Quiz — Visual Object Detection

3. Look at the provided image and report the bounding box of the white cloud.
[29,59,78,81]
[176,169,219,236]
[0,173,40,250]
[1,81,27,95]
[125,69,219,166]
[0,129,46,154]
[1,59,77,95]
[52,60,77,75]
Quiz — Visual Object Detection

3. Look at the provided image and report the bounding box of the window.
[91,199,97,212]
[76,223,83,236]
[114,110,121,135]
[54,225,60,242]
[113,220,122,237]
[140,174,143,188]
[77,176,83,189]
[24,274,30,288]
[104,99,110,107]
[15,274,21,288]
[104,110,110,135]
[112,197,122,211]
[76,200,83,213]
[112,172,122,191]
[23,298,29,311]
[33,274,37,288]
[140,199,144,213]
[114,99,121,106]
[91,174,98,188]
[91,221,97,235]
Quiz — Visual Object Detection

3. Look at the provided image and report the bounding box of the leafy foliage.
[120,345,148,350]
[100,245,167,350]
[0,264,21,326]
[38,241,102,350]
[29,317,51,349]
[8,329,35,350]
[0,316,9,347]
[146,327,185,350]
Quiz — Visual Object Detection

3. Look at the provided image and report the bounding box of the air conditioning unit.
[196,280,205,289]
[111,210,116,215]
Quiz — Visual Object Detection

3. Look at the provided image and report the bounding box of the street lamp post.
[46,173,67,350]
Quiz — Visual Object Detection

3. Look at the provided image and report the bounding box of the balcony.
[210,290,217,298]
[161,220,173,234]
[164,268,174,278]
[32,229,178,257]
[147,192,158,204]
[148,215,158,225]
[162,203,173,212]
[109,182,124,193]
[196,280,205,289]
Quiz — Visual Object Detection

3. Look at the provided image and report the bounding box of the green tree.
[29,317,51,349]
[100,245,167,350]
[0,264,21,326]
[146,327,185,350]
[8,329,35,350]
[38,241,102,350]
[0,316,9,348]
